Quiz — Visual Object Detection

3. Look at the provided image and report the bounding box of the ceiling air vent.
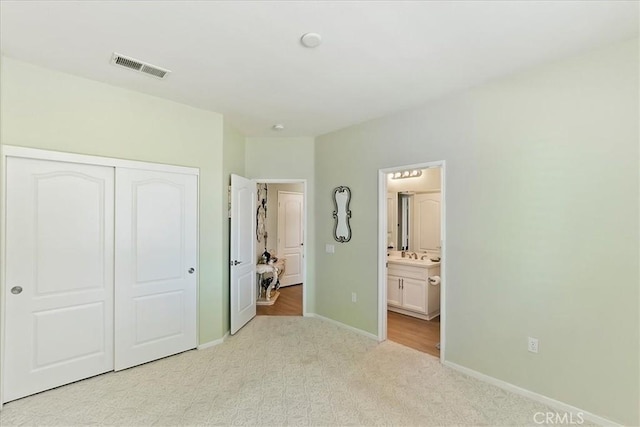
[110,53,171,80]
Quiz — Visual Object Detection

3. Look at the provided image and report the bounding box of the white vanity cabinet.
[387,261,440,320]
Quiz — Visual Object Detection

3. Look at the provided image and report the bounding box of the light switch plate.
[325,244,335,254]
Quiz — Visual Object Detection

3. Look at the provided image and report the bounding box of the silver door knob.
[11,286,22,295]
[188,268,195,274]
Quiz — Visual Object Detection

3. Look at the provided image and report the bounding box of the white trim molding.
[306,313,379,341]
[197,332,229,350]
[444,361,620,427]
[2,145,199,175]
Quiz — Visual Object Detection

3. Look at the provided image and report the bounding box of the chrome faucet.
[401,251,419,259]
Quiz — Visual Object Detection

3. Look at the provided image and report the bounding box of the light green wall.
[0,57,228,345]
[246,137,315,312]
[222,120,246,335]
[315,38,639,424]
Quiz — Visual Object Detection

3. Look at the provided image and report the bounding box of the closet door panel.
[115,168,197,371]
[4,157,114,402]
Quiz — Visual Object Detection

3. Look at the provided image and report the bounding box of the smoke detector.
[300,33,322,48]
[110,53,171,79]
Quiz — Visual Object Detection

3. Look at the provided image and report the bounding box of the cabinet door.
[387,274,403,307]
[401,277,427,313]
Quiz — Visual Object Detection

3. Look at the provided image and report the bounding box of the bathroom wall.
[314,38,639,424]
[387,167,440,193]
[388,167,442,251]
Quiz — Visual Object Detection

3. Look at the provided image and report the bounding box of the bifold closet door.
[114,168,198,371]
[4,157,114,402]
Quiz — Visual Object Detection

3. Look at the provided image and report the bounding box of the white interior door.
[4,157,114,402]
[114,168,198,371]
[413,193,441,253]
[277,192,303,287]
[230,174,256,334]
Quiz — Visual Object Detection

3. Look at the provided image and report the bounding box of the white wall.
[314,38,639,424]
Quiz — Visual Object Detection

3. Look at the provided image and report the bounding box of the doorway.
[255,181,305,317]
[378,162,446,361]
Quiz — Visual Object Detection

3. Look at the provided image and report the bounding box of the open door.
[230,174,257,334]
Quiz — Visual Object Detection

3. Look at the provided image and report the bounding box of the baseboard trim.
[306,313,379,341]
[197,331,229,350]
[443,361,620,427]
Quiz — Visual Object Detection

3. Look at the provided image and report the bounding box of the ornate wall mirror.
[332,186,352,242]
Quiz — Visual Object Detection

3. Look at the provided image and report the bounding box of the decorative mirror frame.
[256,183,268,246]
[332,186,352,242]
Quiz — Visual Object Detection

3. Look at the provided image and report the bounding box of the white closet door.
[114,168,198,371]
[4,157,114,402]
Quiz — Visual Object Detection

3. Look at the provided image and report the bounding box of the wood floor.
[256,286,439,357]
[387,311,440,358]
[257,284,303,316]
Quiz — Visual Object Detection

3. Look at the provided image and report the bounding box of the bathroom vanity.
[387,257,440,320]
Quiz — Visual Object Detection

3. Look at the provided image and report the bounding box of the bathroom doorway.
[378,162,446,361]
[254,179,306,316]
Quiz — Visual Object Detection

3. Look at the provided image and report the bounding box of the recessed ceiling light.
[300,32,322,48]
[272,124,285,131]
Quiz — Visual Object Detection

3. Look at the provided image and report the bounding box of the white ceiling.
[1,1,637,137]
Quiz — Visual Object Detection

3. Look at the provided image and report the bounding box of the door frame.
[377,160,446,362]
[0,145,200,408]
[253,179,308,316]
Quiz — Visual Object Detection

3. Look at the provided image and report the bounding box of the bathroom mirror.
[332,186,352,242]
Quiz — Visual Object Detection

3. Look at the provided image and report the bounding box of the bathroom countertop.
[387,257,440,268]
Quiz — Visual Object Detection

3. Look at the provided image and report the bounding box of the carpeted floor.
[1,316,571,426]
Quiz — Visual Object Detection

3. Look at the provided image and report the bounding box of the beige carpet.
[1,316,570,426]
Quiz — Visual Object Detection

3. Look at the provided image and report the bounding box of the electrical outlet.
[351,292,357,303]
[528,337,539,353]
[325,244,335,254]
